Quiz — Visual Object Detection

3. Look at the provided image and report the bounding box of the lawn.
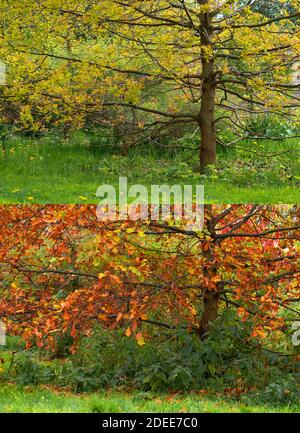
[0,384,299,413]
[0,132,300,204]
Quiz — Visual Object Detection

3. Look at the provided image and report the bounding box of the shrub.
[7,310,299,401]
[245,114,297,138]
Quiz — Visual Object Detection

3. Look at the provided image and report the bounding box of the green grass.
[0,384,299,413]
[0,132,300,204]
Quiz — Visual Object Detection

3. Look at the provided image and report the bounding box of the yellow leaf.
[136,332,145,346]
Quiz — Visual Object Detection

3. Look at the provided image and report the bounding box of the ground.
[0,133,299,204]
[0,384,299,413]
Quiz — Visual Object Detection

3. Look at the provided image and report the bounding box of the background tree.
[0,1,299,170]
[251,0,297,18]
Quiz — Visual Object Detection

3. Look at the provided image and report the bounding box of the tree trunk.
[199,3,216,172]
[198,205,219,338]
[198,290,219,338]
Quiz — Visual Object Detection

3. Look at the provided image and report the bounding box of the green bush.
[7,310,299,402]
[14,353,57,386]
[245,114,297,138]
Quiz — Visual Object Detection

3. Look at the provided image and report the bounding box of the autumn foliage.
[0,205,299,353]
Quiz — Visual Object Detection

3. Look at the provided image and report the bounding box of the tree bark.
[198,205,219,338]
[199,3,217,172]
[198,290,219,338]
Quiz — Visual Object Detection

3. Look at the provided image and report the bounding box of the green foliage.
[14,354,57,386]
[245,115,297,139]
[259,380,299,405]
[5,310,299,405]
